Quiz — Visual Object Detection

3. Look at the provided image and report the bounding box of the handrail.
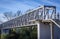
[50,19,60,28]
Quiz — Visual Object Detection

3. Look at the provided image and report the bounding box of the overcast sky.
[0,0,60,22]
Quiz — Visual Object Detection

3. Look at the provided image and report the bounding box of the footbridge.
[0,5,60,39]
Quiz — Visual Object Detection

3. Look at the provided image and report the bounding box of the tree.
[26,9,32,12]
[3,11,13,20]
[3,10,22,21]
[4,26,37,39]
[0,21,3,24]
[16,10,22,16]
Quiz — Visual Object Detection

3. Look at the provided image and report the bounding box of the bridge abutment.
[37,20,55,39]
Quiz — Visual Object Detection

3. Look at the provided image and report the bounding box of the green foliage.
[1,26,37,39]
[1,34,8,39]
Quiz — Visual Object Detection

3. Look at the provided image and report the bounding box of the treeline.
[2,26,37,39]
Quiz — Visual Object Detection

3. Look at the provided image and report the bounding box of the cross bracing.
[0,5,60,29]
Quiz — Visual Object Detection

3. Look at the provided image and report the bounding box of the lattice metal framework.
[0,5,60,29]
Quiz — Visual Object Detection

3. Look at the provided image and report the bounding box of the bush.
[1,34,8,39]
[1,26,37,39]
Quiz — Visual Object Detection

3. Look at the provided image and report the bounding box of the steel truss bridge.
[0,5,60,39]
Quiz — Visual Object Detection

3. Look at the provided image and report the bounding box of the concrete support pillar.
[50,22,54,39]
[37,21,40,39]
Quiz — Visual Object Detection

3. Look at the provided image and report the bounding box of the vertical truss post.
[50,22,54,39]
[37,21,40,39]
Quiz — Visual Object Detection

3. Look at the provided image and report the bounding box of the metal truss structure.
[0,5,60,29]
